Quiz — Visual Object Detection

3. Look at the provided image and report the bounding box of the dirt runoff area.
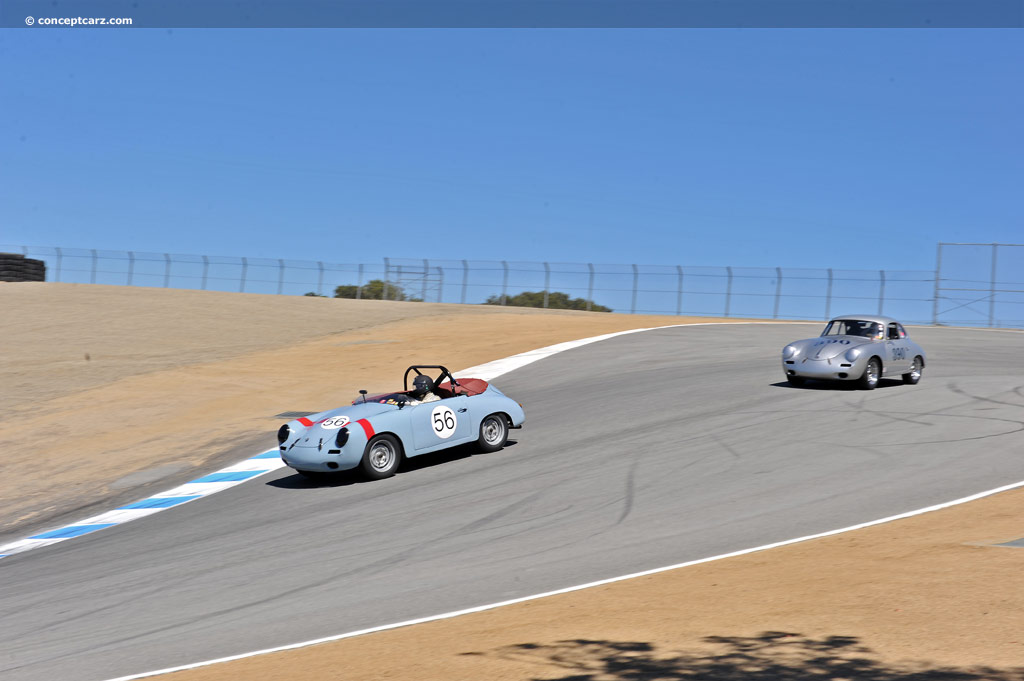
[2,283,1023,680]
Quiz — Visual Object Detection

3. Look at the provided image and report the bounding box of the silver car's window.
[887,323,900,340]
[822,320,881,338]
[897,324,908,338]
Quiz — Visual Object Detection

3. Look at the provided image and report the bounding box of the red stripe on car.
[356,419,375,438]
[297,417,315,427]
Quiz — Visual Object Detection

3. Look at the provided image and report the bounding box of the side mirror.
[359,389,367,403]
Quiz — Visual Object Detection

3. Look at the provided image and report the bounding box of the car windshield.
[822,320,883,338]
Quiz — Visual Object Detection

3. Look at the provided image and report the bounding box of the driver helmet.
[412,374,433,398]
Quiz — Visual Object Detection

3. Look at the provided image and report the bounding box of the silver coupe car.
[781,315,926,389]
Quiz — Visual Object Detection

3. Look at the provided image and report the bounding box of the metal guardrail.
[2,244,1021,328]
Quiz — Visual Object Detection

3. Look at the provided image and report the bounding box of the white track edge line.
[102,476,1024,681]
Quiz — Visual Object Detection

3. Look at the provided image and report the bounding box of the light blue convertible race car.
[277,365,525,480]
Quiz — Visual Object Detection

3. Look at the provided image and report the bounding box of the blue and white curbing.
[0,322,763,561]
[0,451,287,559]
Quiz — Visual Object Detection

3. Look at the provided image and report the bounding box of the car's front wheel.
[360,434,401,480]
[477,413,509,453]
[858,357,881,390]
[903,356,923,384]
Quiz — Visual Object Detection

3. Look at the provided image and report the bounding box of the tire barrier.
[0,253,46,282]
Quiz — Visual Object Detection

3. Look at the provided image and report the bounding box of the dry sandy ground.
[2,283,1022,680]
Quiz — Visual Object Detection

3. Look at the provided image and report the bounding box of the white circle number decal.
[319,415,350,430]
[430,405,457,439]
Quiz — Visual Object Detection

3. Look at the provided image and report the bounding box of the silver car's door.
[885,322,910,373]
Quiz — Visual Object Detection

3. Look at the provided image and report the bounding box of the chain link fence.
[2,244,1020,328]
[933,242,1024,329]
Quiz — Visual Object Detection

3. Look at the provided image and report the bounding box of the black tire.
[858,357,881,390]
[360,434,402,480]
[477,413,509,453]
[902,356,923,385]
[786,375,806,387]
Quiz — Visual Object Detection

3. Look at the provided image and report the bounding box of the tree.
[334,279,421,302]
[303,291,326,297]
[484,290,611,312]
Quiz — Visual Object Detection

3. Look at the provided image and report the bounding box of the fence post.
[55,247,62,282]
[543,262,550,309]
[460,260,469,304]
[676,266,684,316]
[989,243,999,328]
[436,266,444,303]
[587,263,595,311]
[90,249,98,284]
[277,259,285,295]
[773,267,782,319]
[127,251,135,286]
[422,258,429,302]
[501,261,509,305]
[201,255,209,290]
[383,258,391,300]
[396,265,403,300]
[630,264,639,314]
[357,263,364,299]
[317,261,324,296]
[824,268,833,320]
[163,253,172,288]
[932,242,943,325]
[878,270,886,315]
[240,257,248,293]
[724,266,733,317]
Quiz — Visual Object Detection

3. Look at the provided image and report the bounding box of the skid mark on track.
[616,461,637,526]
[948,382,1024,409]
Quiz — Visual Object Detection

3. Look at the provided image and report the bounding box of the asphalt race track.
[2,324,1023,681]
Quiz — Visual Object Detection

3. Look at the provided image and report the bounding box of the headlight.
[845,348,862,362]
[335,427,350,448]
[782,345,798,359]
[277,424,290,444]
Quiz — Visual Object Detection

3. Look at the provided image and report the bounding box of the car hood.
[294,401,396,430]
[787,336,872,360]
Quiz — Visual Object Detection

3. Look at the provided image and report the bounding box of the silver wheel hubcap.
[369,442,395,470]
[866,361,878,384]
[911,359,921,380]
[482,417,504,445]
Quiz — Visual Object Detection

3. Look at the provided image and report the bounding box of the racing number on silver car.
[431,405,457,439]
[891,346,906,360]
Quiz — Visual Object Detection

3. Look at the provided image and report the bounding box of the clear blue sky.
[2,30,1021,270]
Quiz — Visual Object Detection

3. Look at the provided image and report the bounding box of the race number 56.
[431,405,457,439]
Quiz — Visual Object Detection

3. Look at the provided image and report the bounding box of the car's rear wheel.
[858,357,881,390]
[786,374,805,387]
[360,434,401,480]
[477,413,508,453]
[903,356,923,384]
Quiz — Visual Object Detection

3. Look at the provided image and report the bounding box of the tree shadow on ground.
[467,632,1024,681]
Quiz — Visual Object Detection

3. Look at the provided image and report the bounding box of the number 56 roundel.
[431,405,457,439]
